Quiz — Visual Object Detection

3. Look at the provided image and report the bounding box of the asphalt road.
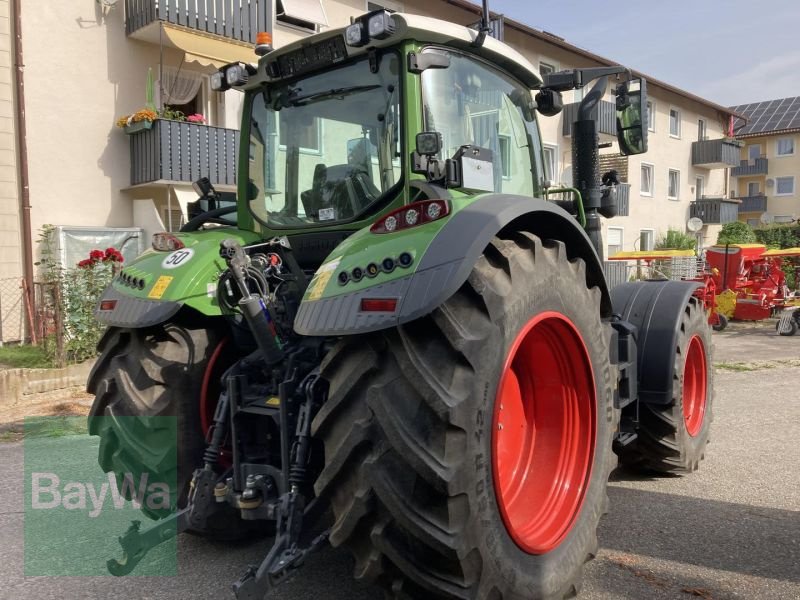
[1,326,799,600]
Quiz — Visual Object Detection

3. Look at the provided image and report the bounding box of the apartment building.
[729,96,800,226]
[0,0,740,340]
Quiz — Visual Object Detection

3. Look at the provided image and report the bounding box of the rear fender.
[294,195,612,336]
[611,280,703,405]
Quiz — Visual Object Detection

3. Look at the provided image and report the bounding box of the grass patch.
[715,358,800,372]
[24,416,87,439]
[0,344,53,369]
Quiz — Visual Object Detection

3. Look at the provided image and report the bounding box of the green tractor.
[88,8,713,599]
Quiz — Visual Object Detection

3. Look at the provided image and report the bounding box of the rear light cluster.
[370,200,450,234]
[118,271,146,290]
[338,252,414,286]
[152,233,185,252]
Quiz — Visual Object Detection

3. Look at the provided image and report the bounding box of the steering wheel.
[180,206,237,232]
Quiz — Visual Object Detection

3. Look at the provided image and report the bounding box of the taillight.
[99,299,117,311]
[152,232,185,251]
[359,298,398,312]
[370,200,450,234]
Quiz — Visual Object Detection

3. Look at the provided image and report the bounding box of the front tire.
[618,297,714,473]
[313,233,616,599]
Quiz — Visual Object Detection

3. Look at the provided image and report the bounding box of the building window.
[695,175,704,200]
[748,144,761,162]
[276,0,328,32]
[279,116,321,154]
[646,100,655,132]
[543,144,557,183]
[746,218,760,227]
[776,137,795,157]
[367,0,403,11]
[669,108,681,137]
[774,215,794,223]
[607,227,623,257]
[697,118,706,141]
[747,181,760,196]
[668,169,680,200]
[539,61,557,77]
[639,229,654,251]
[775,176,795,196]
[640,163,654,196]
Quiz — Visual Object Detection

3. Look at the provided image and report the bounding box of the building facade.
[730,97,800,226]
[1,0,740,340]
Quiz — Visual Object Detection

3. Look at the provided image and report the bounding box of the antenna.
[473,0,491,47]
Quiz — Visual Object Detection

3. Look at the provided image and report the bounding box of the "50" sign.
[161,248,195,269]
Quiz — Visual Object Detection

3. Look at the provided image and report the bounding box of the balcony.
[689,198,740,225]
[731,157,769,177]
[125,0,271,44]
[562,100,617,137]
[734,194,768,213]
[129,120,239,187]
[691,138,742,169]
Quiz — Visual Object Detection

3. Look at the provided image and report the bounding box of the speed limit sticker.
[161,248,195,269]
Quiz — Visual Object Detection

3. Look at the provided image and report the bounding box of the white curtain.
[160,66,203,106]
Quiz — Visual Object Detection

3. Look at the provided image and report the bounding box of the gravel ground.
[0,326,798,600]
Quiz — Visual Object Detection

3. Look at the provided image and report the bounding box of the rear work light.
[370,200,450,234]
[360,298,398,312]
[152,233,185,252]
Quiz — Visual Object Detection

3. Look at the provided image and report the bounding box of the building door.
[748,182,760,196]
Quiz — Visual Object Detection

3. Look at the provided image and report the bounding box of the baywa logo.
[24,416,178,576]
[31,471,171,518]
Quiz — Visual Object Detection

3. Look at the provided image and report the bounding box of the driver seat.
[301,163,379,221]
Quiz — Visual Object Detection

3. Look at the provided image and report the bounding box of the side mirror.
[416,132,442,156]
[616,78,648,156]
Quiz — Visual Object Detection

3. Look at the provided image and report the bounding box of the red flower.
[89,249,104,260]
[77,259,93,268]
[103,247,124,262]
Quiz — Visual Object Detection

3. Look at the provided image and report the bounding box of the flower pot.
[124,120,154,135]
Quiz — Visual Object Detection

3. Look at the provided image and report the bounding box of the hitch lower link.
[107,373,330,600]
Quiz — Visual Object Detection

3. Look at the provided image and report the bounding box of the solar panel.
[732,96,800,135]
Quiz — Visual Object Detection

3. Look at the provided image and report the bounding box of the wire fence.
[0,278,63,354]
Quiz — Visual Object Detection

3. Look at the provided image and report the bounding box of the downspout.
[11,0,34,336]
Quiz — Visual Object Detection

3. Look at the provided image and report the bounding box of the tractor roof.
[255,13,542,89]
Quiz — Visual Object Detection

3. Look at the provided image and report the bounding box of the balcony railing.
[733,194,768,213]
[615,183,630,217]
[689,198,740,224]
[731,157,769,177]
[129,120,239,187]
[691,138,742,168]
[562,100,617,137]
[125,0,271,43]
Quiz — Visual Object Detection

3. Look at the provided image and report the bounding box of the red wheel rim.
[492,312,597,555]
[682,335,707,437]
[200,337,229,435]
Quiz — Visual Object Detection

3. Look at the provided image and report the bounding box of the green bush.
[717,221,756,245]
[656,228,696,251]
[753,224,800,249]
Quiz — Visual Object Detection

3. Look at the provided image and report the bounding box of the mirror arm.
[542,66,630,92]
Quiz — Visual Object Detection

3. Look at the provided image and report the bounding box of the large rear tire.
[617,297,714,473]
[87,318,251,538]
[313,233,616,599]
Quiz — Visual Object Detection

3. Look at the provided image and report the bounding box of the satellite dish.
[766,178,775,188]
[687,217,703,232]
[760,212,774,224]
[97,0,119,7]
